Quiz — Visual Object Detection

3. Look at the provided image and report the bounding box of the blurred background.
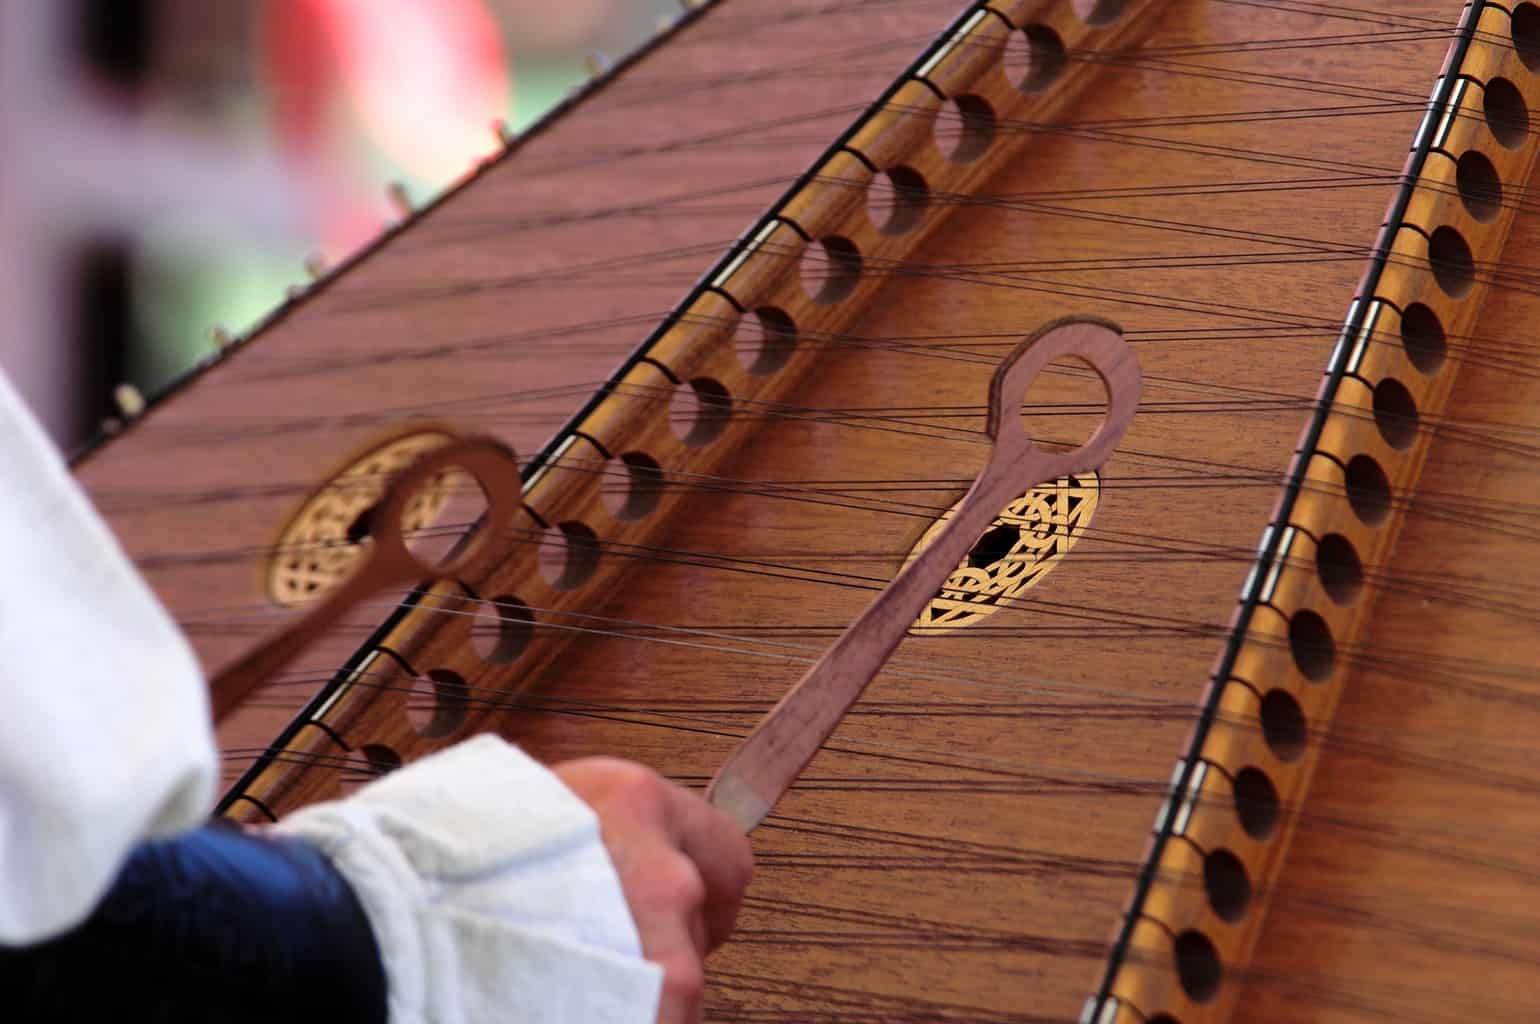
[2,0,683,448]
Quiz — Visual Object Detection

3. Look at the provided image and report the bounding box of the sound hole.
[672,377,732,447]
[1233,766,1280,839]
[1345,454,1392,526]
[408,669,471,739]
[268,431,457,607]
[802,235,862,304]
[1456,150,1503,222]
[360,744,402,775]
[1315,533,1364,606]
[1515,3,1540,71]
[936,94,995,164]
[1204,849,1252,923]
[868,165,929,235]
[1484,76,1529,148]
[969,524,1020,568]
[1004,24,1067,93]
[1399,303,1447,374]
[538,521,601,590]
[735,307,798,376]
[1289,609,1336,682]
[1174,930,1222,1003]
[609,452,666,521]
[1260,689,1308,761]
[472,595,534,664]
[1427,225,1475,298]
[1372,378,1419,450]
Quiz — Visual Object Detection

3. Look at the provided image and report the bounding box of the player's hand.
[554,758,755,1024]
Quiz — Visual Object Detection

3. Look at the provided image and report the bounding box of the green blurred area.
[133,2,681,397]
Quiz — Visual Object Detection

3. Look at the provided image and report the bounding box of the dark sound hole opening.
[543,521,602,591]
[1372,377,1420,451]
[1260,689,1309,761]
[738,307,798,376]
[410,669,471,739]
[1233,766,1280,839]
[1456,150,1503,222]
[1204,849,1253,923]
[938,95,996,164]
[968,525,1021,569]
[870,165,930,235]
[803,235,863,304]
[1289,609,1336,682]
[1174,930,1223,1004]
[1345,455,1393,527]
[473,595,534,664]
[361,744,402,775]
[615,452,666,521]
[1009,24,1067,93]
[1515,4,1540,71]
[1484,77,1530,149]
[1427,225,1476,298]
[346,502,380,544]
[1315,533,1365,607]
[1400,303,1447,375]
[675,377,733,447]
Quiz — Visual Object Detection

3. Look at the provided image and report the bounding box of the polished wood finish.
[208,435,525,720]
[70,0,1540,1020]
[709,318,1140,831]
[1104,4,1540,1018]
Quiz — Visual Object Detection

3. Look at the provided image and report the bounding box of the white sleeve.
[275,735,664,1024]
[0,368,660,1022]
[0,369,217,944]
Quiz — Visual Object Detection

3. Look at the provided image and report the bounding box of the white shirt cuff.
[275,734,663,1024]
[0,368,215,944]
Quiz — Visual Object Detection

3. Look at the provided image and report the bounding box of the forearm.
[0,823,386,1024]
[0,366,216,943]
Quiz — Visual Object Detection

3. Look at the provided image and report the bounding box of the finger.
[684,896,709,958]
[608,851,706,1022]
[553,759,752,951]
[608,840,710,951]
[659,782,755,950]
[653,950,705,1024]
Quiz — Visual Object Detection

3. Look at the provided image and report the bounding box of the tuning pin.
[584,52,613,77]
[114,383,146,420]
[285,283,307,301]
[679,0,704,8]
[210,324,235,351]
[493,118,516,145]
[386,181,413,220]
[304,253,329,281]
[655,13,675,31]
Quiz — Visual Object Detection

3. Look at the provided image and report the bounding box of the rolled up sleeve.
[0,371,216,944]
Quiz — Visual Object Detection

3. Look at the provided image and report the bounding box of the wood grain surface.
[69,0,1540,1021]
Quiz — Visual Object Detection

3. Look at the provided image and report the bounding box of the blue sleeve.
[0,822,387,1023]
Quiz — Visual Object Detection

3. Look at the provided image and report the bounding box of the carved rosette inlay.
[267,430,457,606]
[908,472,1098,634]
